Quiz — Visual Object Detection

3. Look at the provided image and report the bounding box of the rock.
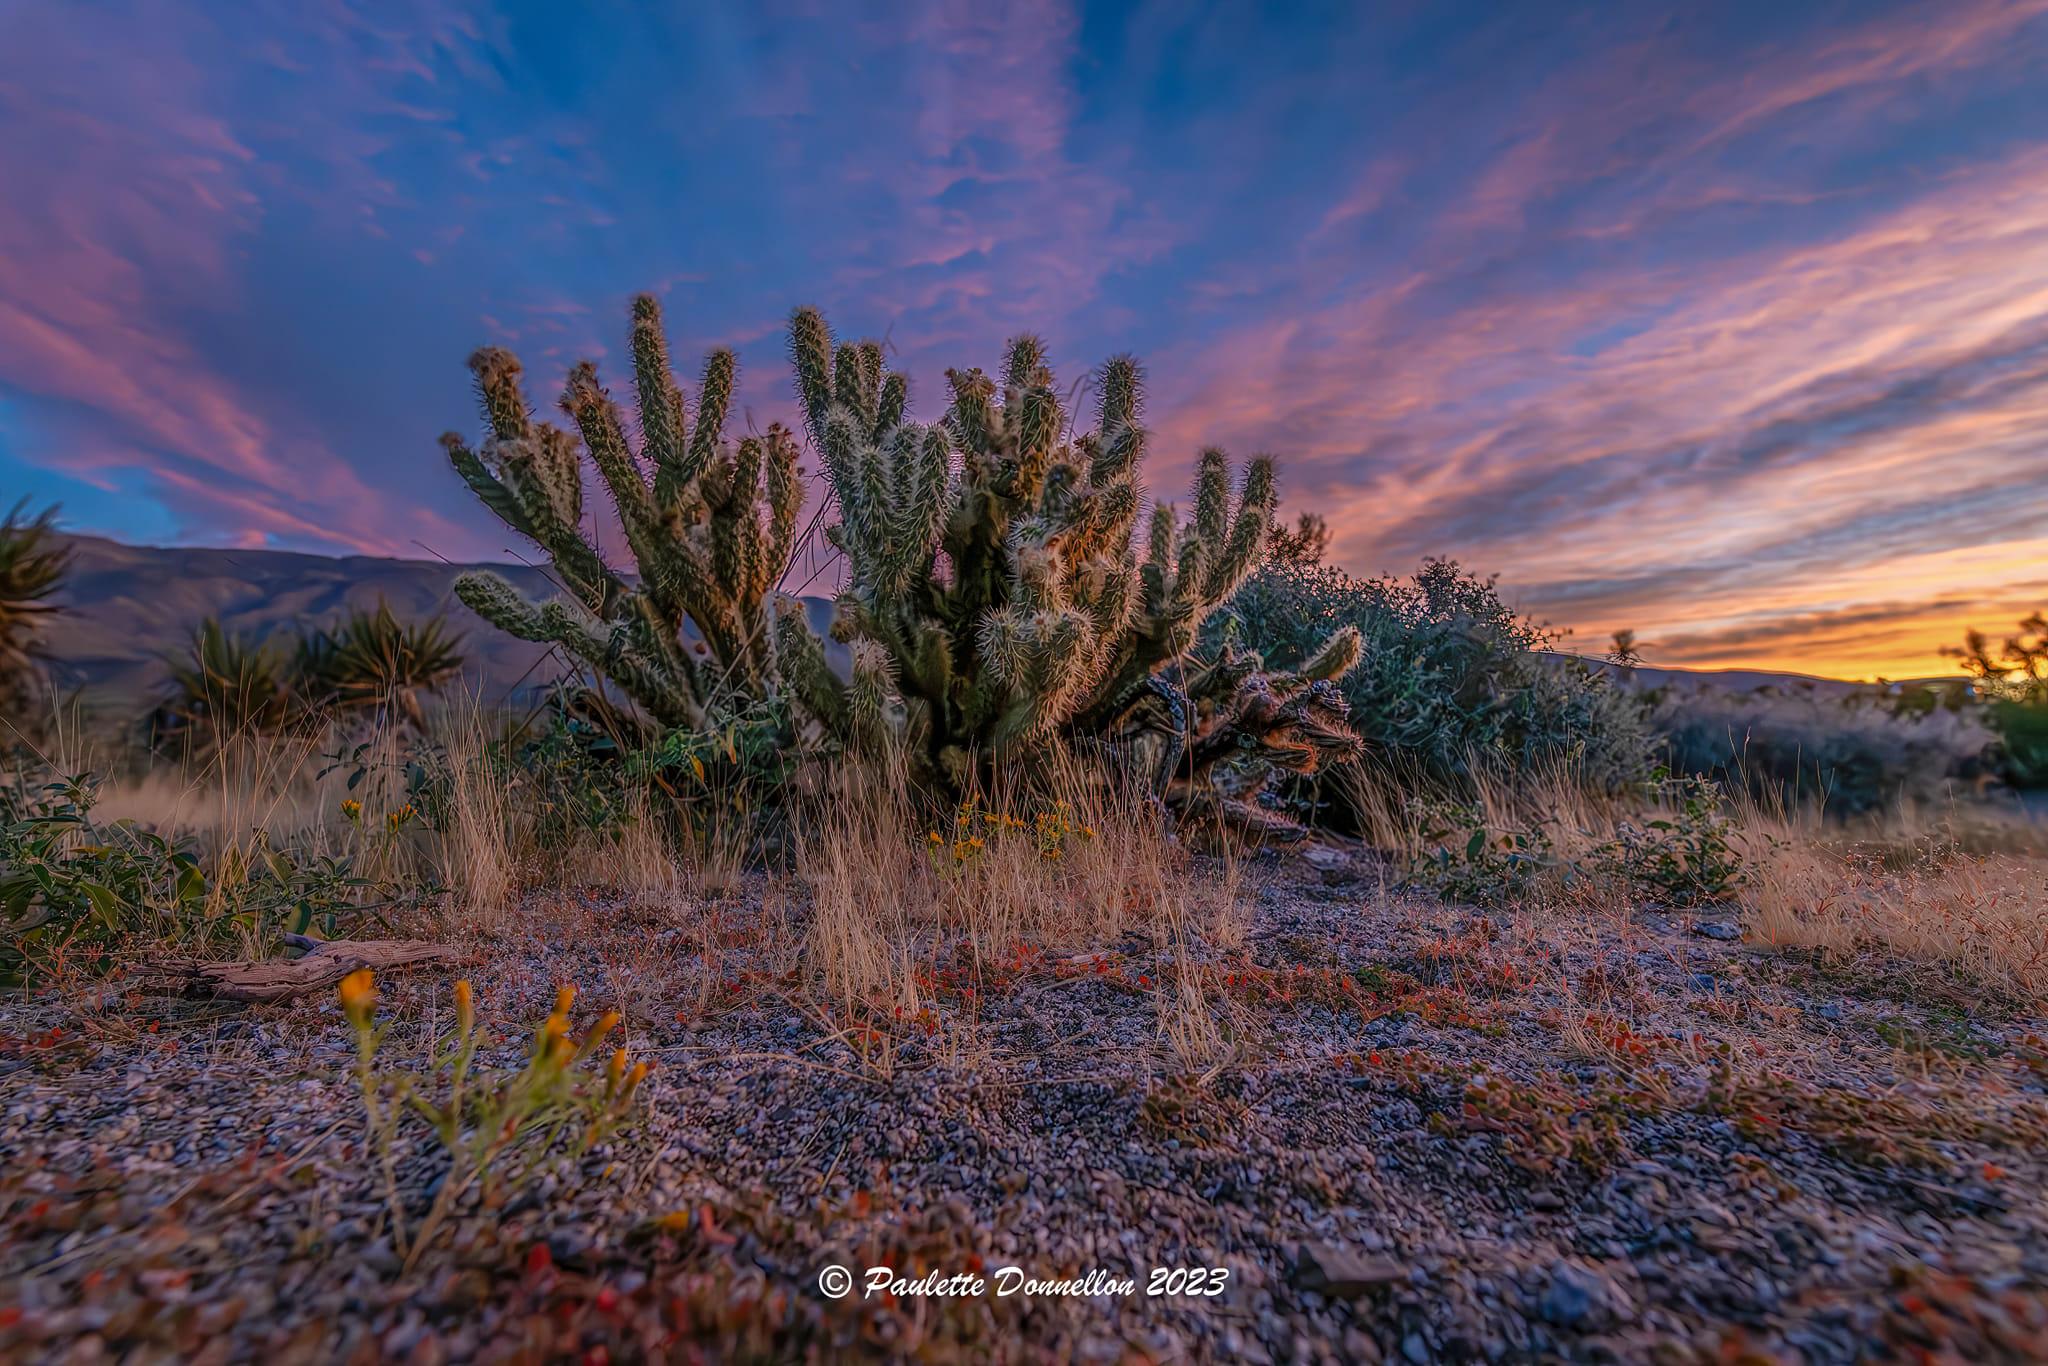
[1292,1242,1408,1297]
[1298,843,1354,884]
[1539,1260,1633,1329]
[1691,923,1741,941]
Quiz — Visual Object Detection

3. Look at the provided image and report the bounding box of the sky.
[3,0,2046,681]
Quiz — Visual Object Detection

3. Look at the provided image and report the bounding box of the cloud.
[1135,0,2048,678]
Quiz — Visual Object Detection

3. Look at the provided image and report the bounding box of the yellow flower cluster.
[922,797,1100,866]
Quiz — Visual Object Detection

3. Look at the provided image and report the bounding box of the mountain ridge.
[36,534,1912,710]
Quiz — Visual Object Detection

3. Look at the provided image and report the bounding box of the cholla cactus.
[779,307,1361,794]
[1168,626,1367,838]
[443,297,802,726]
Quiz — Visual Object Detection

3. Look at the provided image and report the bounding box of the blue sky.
[4,0,2047,676]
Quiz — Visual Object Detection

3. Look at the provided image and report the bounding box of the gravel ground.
[4,851,2046,1363]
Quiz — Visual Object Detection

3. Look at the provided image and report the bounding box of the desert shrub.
[1651,686,1996,814]
[151,607,466,753]
[1942,609,2048,789]
[1986,698,2048,789]
[628,694,801,854]
[149,618,304,749]
[1596,773,1744,903]
[0,767,204,982]
[1406,770,1741,908]
[340,973,650,1270]
[1406,794,1562,905]
[1211,557,1653,797]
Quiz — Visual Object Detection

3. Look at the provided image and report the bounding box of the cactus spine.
[443,296,802,727]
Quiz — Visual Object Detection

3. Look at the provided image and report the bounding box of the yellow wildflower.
[453,979,474,1035]
[340,798,362,823]
[338,968,376,1026]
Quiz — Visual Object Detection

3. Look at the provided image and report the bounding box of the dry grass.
[555,783,682,902]
[1345,752,2048,1003]
[795,748,1244,1074]
[435,703,521,927]
[1741,827,2048,1002]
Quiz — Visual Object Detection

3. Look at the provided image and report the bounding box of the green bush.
[0,768,204,982]
[0,759,404,983]
[1210,558,1653,797]
[1987,698,2048,789]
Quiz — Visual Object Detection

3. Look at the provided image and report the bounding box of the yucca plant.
[775,308,1365,810]
[444,295,802,728]
[304,603,467,728]
[150,618,303,750]
[0,501,71,717]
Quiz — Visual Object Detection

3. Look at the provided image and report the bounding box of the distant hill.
[39,535,840,712]
[42,535,1938,717]
[1564,654,1971,697]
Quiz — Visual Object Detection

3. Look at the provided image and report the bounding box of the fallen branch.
[138,935,462,1004]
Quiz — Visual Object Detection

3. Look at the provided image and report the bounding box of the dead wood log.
[139,935,462,1004]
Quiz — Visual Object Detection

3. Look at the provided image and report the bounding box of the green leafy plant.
[1407,771,1742,908]
[0,768,204,982]
[1406,796,1562,906]
[340,972,651,1270]
[1592,771,1743,906]
[0,759,407,982]
[628,694,798,847]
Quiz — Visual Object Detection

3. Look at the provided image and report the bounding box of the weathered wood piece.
[139,935,461,1004]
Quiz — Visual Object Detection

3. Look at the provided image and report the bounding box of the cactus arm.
[630,294,692,499]
[684,348,735,484]
[443,435,534,541]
